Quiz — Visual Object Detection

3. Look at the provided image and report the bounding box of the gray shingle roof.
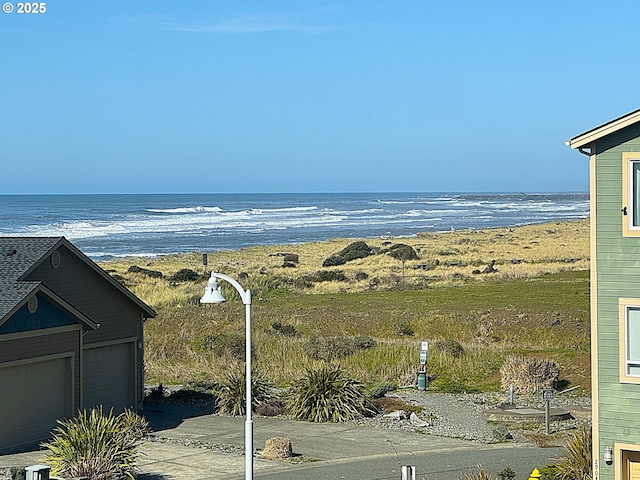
[0,237,62,320]
[0,237,156,325]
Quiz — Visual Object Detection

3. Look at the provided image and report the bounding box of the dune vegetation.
[100,219,591,394]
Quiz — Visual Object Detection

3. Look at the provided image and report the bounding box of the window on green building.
[620,299,640,382]
[622,153,640,236]
[627,307,640,376]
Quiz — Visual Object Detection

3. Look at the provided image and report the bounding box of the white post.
[244,294,253,480]
[201,272,253,480]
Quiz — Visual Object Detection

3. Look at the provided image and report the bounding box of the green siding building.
[568,109,640,480]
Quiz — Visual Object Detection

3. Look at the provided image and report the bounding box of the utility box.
[417,370,427,390]
[25,465,50,480]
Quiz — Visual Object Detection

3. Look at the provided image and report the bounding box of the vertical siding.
[596,124,640,473]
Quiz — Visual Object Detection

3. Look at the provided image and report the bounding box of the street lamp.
[200,271,253,480]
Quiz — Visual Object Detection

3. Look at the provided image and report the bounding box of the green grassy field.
[102,220,591,395]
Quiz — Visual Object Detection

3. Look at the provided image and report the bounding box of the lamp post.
[200,271,253,480]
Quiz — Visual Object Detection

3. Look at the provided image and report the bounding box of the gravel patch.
[348,391,591,444]
[145,386,592,448]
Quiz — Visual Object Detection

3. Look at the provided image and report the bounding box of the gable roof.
[567,108,640,150]
[0,237,156,325]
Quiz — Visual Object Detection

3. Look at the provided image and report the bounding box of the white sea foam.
[0,192,589,259]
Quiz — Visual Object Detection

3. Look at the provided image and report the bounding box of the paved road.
[138,401,561,480]
[0,400,562,480]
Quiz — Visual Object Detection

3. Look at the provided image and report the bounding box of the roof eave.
[568,109,640,149]
[23,238,157,319]
[0,283,99,331]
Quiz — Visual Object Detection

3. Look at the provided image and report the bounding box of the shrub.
[305,335,376,361]
[287,365,376,422]
[43,407,148,480]
[255,397,288,417]
[459,465,493,480]
[387,244,419,261]
[368,381,397,399]
[500,355,560,394]
[170,268,201,282]
[355,271,369,281]
[201,333,254,361]
[498,467,516,480]
[338,241,373,262]
[434,339,465,358]
[283,253,299,263]
[322,255,346,267]
[127,265,163,278]
[394,321,415,337]
[269,321,298,337]
[555,424,592,480]
[539,464,560,480]
[312,270,347,282]
[218,367,274,416]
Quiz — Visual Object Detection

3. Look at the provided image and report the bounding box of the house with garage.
[568,108,640,480]
[0,237,156,453]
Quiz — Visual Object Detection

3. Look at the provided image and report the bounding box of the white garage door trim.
[0,352,74,453]
[82,339,137,412]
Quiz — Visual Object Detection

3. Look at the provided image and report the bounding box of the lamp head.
[200,273,227,304]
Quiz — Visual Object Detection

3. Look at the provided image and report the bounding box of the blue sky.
[1,1,638,194]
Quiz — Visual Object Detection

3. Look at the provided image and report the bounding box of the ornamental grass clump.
[218,367,274,416]
[287,365,376,422]
[555,424,592,480]
[43,407,148,480]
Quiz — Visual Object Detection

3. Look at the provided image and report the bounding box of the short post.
[402,465,416,480]
[509,384,514,404]
[542,389,555,435]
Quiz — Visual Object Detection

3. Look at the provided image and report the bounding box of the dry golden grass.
[99,220,591,390]
[102,219,589,304]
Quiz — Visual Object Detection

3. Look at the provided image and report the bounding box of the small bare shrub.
[500,355,559,394]
[255,398,288,417]
[397,369,417,387]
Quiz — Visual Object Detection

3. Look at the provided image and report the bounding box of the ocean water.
[0,192,589,261]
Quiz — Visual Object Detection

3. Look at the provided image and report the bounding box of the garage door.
[0,356,72,452]
[83,342,134,412]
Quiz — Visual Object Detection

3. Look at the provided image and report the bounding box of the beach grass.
[101,219,591,393]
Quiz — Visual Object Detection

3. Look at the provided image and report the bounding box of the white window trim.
[619,298,640,384]
[622,153,640,237]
